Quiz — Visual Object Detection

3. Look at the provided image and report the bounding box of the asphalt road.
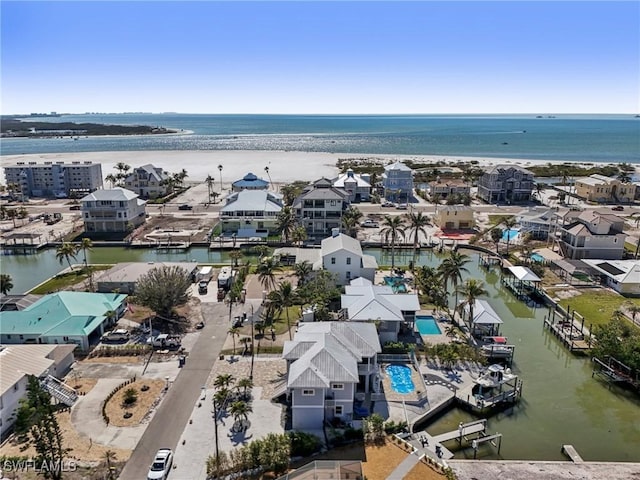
[118,301,232,480]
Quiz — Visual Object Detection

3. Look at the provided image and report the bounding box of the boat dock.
[592,356,640,390]
[561,444,584,463]
[543,313,591,352]
[431,419,487,444]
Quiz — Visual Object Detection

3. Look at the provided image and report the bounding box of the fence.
[101,376,136,425]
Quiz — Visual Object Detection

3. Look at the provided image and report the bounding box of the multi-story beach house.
[3,161,103,198]
[340,277,420,343]
[332,169,371,203]
[477,165,534,204]
[220,190,283,237]
[231,172,270,192]
[283,321,381,431]
[382,162,414,203]
[314,231,378,285]
[293,178,350,238]
[433,205,475,230]
[516,206,556,240]
[123,164,170,199]
[80,187,147,233]
[574,174,636,204]
[1,344,76,439]
[428,178,471,200]
[558,210,626,260]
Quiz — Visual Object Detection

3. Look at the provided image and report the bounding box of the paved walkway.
[387,452,420,480]
[118,300,243,480]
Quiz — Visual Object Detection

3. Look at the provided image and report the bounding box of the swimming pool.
[530,253,545,263]
[502,228,520,241]
[383,276,407,293]
[386,364,415,394]
[415,315,442,335]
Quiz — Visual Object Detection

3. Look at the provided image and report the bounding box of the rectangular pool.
[415,315,442,335]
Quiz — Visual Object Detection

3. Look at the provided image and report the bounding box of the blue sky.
[1,1,638,114]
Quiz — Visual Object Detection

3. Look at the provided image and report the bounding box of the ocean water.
[1,114,639,162]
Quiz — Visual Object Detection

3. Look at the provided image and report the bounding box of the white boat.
[480,336,513,358]
[474,364,517,389]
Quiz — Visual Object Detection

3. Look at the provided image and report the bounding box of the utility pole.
[213,396,220,477]
[250,304,255,380]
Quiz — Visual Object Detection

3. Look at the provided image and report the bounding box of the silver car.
[147,448,173,480]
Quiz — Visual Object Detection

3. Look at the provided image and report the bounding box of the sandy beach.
[1,150,634,184]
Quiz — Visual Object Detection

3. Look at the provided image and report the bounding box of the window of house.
[330,200,336,206]
[302,389,314,396]
[346,271,351,279]
[19,335,24,340]
[332,383,344,390]
[335,405,343,416]
[14,384,19,391]
[63,336,69,341]
[331,257,336,264]
[346,257,351,265]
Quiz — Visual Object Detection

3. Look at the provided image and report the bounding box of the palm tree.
[55,242,78,271]
[501,216,517,255]
[627,303,640,325]
[291,225,308,247]
[268,281,298,340]
[293,261,313,286]
[205,174,215,204]
[265,165,273,190]
[439,251,471,314]
[456,279,488,328]
[114,162,131,186]
[237,377,253,399]
[214,373,236,390]
[490,228,503,254]
[380,215,406,270]
[218,164,224,193]
[6,209,18,228]
[228,327,240,356]
[104,450,117,479]
[229,400,253,431]
[405,211,430,269]
[0,274,13,295]
[276,206,297,244]
[79,237,93,268]
[105,173,118,188]
[256,256,282,292]
[253,244,271,260]
[341,206,363,238]
[229,249,243,267]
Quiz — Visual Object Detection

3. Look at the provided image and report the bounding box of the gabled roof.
[333,170,371,188]
[464,299,503,325]
[342,279,420,322]
[221,190,283,213]
[484,164,533,175]
[507,266,541,282]
[384,162,412,172]
[322,233,363,256]
[81,187,139,202]
[128,164,167,182]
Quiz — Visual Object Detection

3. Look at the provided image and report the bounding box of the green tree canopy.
[0,273,13,295]
[134,265,192,318]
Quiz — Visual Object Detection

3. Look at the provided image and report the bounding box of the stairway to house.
[42,375,78,407]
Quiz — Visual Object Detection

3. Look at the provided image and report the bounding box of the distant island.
[0,116,178,138]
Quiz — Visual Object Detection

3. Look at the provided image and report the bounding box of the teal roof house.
[0,292,127,351]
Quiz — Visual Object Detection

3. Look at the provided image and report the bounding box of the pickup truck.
[148,334,181,349]
[360,219,379,228]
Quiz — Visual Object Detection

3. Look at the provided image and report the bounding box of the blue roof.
[232,172,269,189]
[0,292,127,337]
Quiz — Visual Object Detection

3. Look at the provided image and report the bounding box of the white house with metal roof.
[316,232,377,285]
[80,187,146,233]
[581,259,640,296]
[332,169,371,202]
[341,277,420,343]
[220,190,283,237]
[282,322,381,431]
[0,344,76,439]
[123,164,170,199]
[559,210,626,260]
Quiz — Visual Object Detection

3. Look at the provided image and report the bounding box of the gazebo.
[462,299,503,337]
[502,266,543,305]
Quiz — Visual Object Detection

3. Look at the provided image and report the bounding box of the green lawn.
[488,214,514,226]
[30,266,111,294]
[558,290,640,329]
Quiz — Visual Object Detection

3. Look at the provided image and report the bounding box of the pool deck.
[415,310,450,345]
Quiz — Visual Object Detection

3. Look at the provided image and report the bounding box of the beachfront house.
[382,162,414,203]
[282,321,381,431]
[0,292,127,351]
[428,178,471,200]
[3,161,103,199]
[574,174,636,204]
[95,262,199,294]
[477,165,534,204]
[293,178,350,238]
[0,344,76,439]
[340,277,420,343]
[123,164,170,199]
[433,205,475,230]
[220,190,283,238]
[232,172,270,192]
[81,187,147,234]
[558,210,626,260]
[332,169,371,203]
[581,259,640,297]
[516,206,556,240]
[316,231,378,285]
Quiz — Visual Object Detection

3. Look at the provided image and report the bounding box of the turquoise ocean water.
[1,114,638,162]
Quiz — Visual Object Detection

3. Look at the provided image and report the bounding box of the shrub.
[288,431,322,457]
[122,387,138,406]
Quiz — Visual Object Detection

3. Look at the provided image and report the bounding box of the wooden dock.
[432,419,487,444]
[543,317,590,352]
[561,444,584,463]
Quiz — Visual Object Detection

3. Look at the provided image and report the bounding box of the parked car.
[69,204,81,210]
[147,448,173,480]
[381,201,394,207]
[612,205,624,211]
[102,329,130,343]
[360,219,379,228]
[395,203,408,210]
[198,280,208,294]
[178,204,193,210]
[195,321,205,330]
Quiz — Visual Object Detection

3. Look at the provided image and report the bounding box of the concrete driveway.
[118,300,242,480]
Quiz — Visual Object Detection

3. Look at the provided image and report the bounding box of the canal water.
[2,247,639,461]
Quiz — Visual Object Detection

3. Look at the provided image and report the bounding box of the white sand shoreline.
[0,150,634,184]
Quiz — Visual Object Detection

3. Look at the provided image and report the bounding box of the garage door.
[292,407,324,430]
